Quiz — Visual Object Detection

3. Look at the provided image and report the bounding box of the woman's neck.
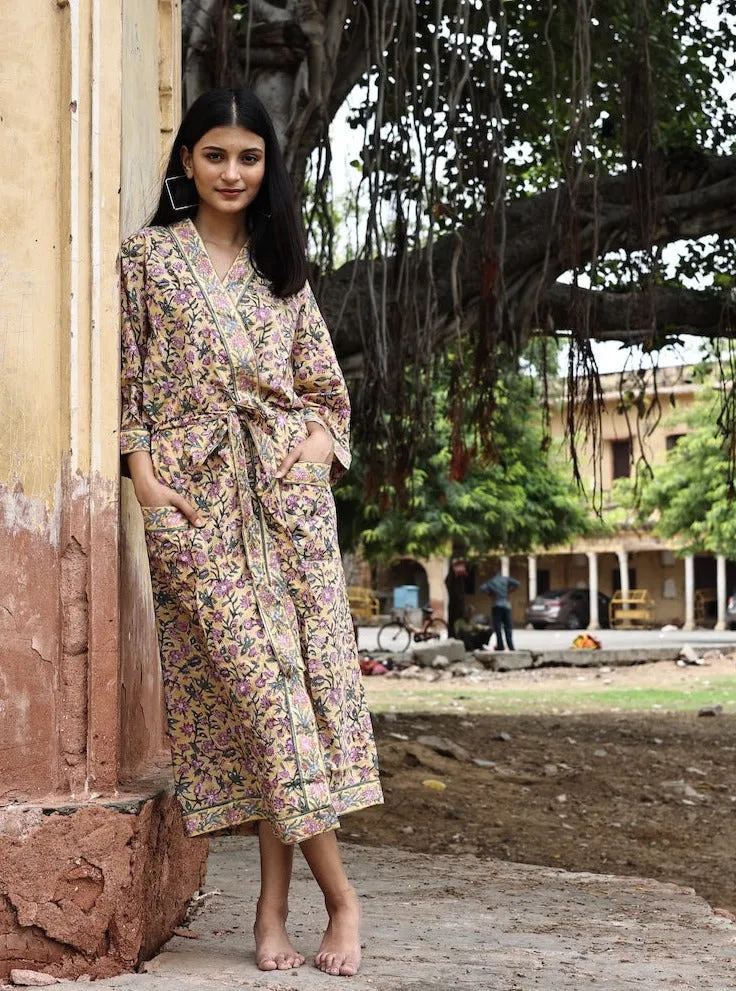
[193,205,247,247]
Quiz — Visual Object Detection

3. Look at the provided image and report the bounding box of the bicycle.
[377,605,449,652]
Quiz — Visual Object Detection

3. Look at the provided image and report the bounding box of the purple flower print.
[121,223,382,842]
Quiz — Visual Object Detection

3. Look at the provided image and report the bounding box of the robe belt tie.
[152,407,302,679]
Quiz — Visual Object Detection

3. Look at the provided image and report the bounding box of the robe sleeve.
[119,231,151,456]
[292,282,352,480]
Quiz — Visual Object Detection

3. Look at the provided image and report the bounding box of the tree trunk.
[182,1,373,193]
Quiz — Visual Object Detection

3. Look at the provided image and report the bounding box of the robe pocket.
[141,507,200,613]
[283,460,331,486]
[140,505,193,532]
[280,463,338,560]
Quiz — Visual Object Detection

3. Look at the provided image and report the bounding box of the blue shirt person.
[480,574,520,651]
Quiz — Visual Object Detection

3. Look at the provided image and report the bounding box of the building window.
[666,433,685,451]
[611,438,632,480]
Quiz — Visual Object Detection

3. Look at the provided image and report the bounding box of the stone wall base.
[0,793,208,980]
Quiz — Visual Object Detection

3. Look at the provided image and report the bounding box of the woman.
[120,88,383,977]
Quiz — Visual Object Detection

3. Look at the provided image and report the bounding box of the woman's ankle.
[256,897,289,922]
[324,884,358,914]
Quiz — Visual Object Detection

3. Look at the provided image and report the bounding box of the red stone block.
[0,795,208,980]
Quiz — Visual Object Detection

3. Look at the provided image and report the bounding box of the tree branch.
[541,284,734,344]
[319,154,736,361]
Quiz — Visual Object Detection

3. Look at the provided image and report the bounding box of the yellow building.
[369,364,730,634]
[460,364,730,632]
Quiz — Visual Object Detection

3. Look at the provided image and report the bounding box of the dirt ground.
[342,660,736,916]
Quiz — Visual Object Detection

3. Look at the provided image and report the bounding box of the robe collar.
[172,217,253,306]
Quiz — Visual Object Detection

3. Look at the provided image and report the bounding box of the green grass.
[365,675,736,716]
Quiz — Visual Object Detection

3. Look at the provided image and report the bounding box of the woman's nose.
[223,158,240,181]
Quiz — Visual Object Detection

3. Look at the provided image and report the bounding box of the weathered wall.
[0,0,122,796]
[0,0,183,789]
[0,1,208,982]
[0,0,63,796]
[118,0,182,779]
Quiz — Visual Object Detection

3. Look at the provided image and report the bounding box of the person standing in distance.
[480,572,520,651]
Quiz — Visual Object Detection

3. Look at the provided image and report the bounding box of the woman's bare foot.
[254,903,305,971]
[315,886,362,977]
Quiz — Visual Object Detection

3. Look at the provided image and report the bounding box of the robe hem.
[180,778,384,843]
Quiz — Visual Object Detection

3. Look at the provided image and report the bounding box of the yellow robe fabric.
[120,218,382,842]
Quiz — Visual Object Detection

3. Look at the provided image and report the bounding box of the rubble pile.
[357,638,736,678]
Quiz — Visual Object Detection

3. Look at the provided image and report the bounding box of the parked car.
[526,588,611,630]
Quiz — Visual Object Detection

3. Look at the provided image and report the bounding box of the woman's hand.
[275,423,334,479]
[127,451,204,527]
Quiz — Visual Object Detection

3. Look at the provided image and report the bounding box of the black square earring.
[165,174,199,211]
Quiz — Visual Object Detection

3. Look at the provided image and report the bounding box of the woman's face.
[181,125,266,217]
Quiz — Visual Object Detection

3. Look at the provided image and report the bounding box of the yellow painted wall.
[0,2,64,503]
[118,0,181,777]
[0,0,180,792]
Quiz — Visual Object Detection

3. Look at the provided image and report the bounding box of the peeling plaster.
[30,638,53,664]
[0,479,62,547]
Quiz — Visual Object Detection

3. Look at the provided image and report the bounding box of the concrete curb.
[474,645,683,671]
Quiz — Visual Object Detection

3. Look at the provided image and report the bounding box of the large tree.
[182,1,736,485]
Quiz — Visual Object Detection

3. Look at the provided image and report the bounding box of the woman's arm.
[120,233,153,460]
[287,282,352,479]
[120,235,201,525]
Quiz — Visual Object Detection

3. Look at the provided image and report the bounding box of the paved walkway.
[358,625,736,654]
[54,837,736,991]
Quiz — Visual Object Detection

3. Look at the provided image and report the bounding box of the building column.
[528,554,538,602]
[616,547,630,620]
[424,555,451,622]
[616,548,630,598]
[683,555,696,631]
[716,554,727,631]
[587,551,600,630]
[501,555,510,577]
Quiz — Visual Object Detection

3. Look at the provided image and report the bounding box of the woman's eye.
[205,152,222,161]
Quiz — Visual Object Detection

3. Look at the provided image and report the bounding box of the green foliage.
[336,364,594,560]
[628,389,736,555]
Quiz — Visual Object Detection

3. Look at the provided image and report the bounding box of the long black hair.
[150,88,307,298]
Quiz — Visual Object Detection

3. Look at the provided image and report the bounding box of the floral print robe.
[120,218,382,843]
